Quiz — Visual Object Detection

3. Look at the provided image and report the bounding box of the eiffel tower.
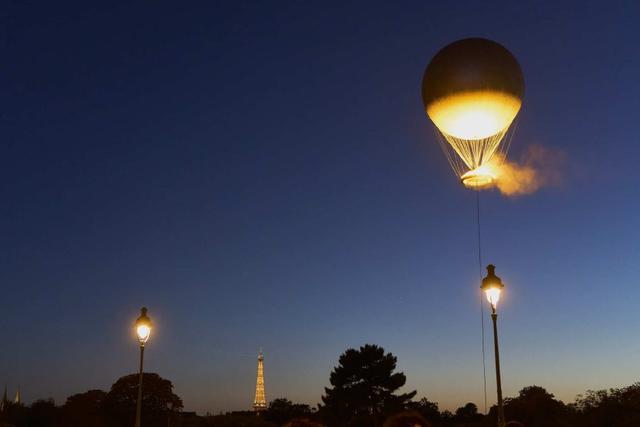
[252,350,267,412]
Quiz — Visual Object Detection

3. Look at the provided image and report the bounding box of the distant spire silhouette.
[14,386,21,404]
[1,385,7,412]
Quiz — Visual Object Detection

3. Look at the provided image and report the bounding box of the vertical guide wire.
[477,189,488,414]
[433,120,520,413]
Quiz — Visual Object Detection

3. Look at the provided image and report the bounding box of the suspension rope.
[434,117,520,182]
[432,120,516,414]
[500,117,519,160]
[476,190,488,414]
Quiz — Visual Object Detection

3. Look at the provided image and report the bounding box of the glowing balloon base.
[461,166,497,189]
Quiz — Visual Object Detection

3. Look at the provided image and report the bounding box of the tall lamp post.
[134,307,152,427]
[481,265,506,427]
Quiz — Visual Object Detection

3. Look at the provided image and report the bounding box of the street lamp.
[134,307,152,427]
[481,265,506,427]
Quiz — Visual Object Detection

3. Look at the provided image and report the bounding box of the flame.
[461,163,499,188]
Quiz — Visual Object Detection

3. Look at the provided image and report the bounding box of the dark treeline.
[0,373,182,427]
[2,344,640,427]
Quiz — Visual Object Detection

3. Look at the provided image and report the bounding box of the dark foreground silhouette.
[2,344,639,427]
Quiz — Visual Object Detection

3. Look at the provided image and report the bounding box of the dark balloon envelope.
[422,37,525,110]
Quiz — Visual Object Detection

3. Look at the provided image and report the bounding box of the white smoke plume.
[490,145,565,196]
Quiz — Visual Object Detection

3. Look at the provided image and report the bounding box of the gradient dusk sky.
[2,0,640,415]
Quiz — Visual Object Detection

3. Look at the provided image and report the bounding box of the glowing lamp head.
[135,307,152,345]
[481,264,505,309]
[484,287,502,307]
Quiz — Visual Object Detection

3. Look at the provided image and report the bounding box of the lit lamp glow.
[481,265,507,427]
[136,324,151,344]
[134,307,152,427]
[484,287,502,307]
[481,264,504,309]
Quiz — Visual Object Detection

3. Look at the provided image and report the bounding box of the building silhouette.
[0,385,6,412]
[0,385,21,412]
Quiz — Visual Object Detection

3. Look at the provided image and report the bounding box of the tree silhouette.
[26,399,60,427]
[454,402,481,424]
[62,390,107,427]
[0,400,28,427]
[264,398,313,425]
[407,398,446,426]
[574,383,640,427]
[320,344,416,427]
[500,386,570,427]
[104,372,182,427]
[455,402,477,417]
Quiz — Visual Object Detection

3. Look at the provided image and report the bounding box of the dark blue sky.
[2,0,640,414]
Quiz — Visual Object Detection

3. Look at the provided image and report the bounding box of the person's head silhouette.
[383,411,431,427]
[283,419,325,427]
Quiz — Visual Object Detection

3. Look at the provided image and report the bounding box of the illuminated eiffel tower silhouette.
[252,350,267,412]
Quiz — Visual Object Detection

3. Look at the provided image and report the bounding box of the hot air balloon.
[422,38,525,189]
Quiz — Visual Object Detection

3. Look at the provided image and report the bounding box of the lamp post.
[134,307,152,427]
[481,265,506,427]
